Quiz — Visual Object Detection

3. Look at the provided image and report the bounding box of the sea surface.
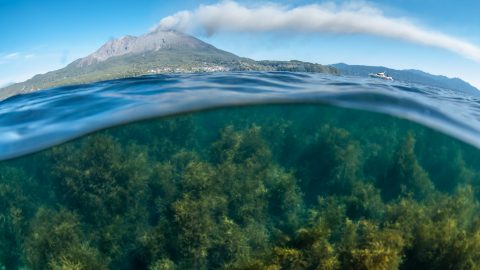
[1,71,480,160]
[2,72,480,269]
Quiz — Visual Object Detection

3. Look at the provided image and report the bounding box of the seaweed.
[1,104,480,269]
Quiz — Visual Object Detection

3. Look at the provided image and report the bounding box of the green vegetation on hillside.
[1,104,480,269]
[0,50,338,100]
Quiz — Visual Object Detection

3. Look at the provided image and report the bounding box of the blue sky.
[1,0,479,88]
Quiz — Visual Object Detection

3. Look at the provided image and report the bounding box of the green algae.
[1,104,480,269]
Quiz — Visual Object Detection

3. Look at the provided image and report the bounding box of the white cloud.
[3,52,20,60]
[154,0,480,62]
[152,11,192,32]
[0,52,36,63]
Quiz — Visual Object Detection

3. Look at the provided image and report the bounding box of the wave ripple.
[1,71,480,160]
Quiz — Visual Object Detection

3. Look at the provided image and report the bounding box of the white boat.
[369,72,393,80]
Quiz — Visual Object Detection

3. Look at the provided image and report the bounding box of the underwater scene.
[2,103,480,270]
[3,0,480,269]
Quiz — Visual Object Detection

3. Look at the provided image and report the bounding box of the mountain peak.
[77,30,211,67]
[0,30,337,100]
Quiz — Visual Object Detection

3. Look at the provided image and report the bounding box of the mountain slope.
[332,63,479,95]
[0,30,337,99]
[77,29,216,66]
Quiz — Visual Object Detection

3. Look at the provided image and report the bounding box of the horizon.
[1,0,479,89]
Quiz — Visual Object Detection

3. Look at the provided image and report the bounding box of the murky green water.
[2,104,480,270]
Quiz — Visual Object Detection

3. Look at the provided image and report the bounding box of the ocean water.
[1,72,480,269]
[2,72,480,161]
